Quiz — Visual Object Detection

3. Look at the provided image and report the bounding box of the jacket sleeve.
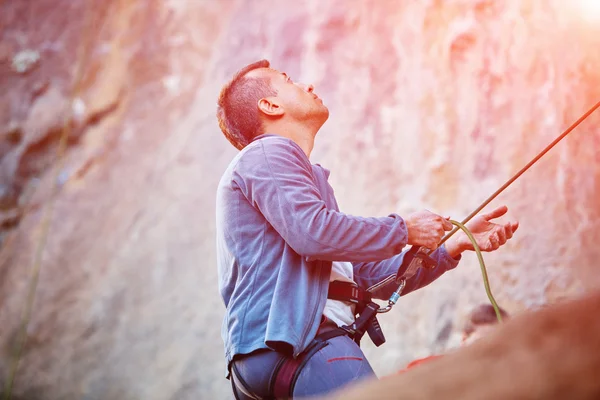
[234,138,409,262]
[352,245,461,300]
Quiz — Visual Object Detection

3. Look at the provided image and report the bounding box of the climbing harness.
[379,99,600,322]
[232,281,392,400]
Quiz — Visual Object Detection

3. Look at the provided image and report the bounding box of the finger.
[488,234,500,251]
[425,240,438,251]
[436,228,445,240]
[442,218,453,231]
[511,221,519,232]
[482,205,508,221]
[504,222,514,240]
[496,226,507,245]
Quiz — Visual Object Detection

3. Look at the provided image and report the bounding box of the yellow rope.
[449,220,503,323]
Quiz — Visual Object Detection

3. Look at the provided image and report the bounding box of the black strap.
[328,280,372,305]
[365,312,386,347]
[340,301,385,347]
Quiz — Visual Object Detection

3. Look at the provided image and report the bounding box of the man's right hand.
[405,210,453,251]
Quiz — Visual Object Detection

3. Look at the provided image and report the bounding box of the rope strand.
[450,220,503,323]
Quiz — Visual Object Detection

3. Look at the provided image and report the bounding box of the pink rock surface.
[0,1,599,398]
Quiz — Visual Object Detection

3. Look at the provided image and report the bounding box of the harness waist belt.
[327,280,385,347]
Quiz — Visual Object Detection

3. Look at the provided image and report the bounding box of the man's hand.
[446,205,519,257]
[405,210,454,251]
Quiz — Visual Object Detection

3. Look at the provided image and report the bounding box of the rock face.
[328,290,600,400]
[0,0,599,399]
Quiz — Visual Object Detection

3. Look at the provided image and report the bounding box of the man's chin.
[317,108,330,128]
[320,105,330,120]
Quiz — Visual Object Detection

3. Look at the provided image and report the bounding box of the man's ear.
[258,97,284,117]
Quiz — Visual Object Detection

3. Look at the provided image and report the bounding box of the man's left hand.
[445,205,519,257]
[459,205,519,252]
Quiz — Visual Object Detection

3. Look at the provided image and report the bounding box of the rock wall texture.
[329,290,600,400]
[0,0,599,399]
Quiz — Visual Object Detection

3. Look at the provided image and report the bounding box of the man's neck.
[291,135,314,159]
[264,122,316,159]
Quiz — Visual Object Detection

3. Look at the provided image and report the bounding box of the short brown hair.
[216,60,277,150]
[463,304,510,336]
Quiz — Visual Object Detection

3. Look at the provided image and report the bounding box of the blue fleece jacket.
[216,134,460,368]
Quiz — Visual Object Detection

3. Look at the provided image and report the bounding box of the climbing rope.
[450,220,503,323]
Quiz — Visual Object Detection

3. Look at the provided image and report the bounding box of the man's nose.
[302,83,314,93]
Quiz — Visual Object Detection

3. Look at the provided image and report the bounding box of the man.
[215,59,519,399]
[400,304,510,371]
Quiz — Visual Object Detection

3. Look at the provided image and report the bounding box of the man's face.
[462,323,496,346]
[251,68,329,127]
